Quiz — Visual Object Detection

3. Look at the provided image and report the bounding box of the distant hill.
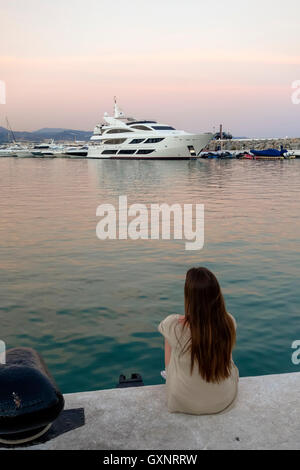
[0,127,93,143]
[34,128,70,134]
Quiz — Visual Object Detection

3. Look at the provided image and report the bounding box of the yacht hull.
[87,133,213,159]
[0,151,16,157]
[65,152,88,157]
[15,151,34,158]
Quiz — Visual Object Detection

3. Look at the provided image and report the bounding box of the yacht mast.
[5,116,16,143]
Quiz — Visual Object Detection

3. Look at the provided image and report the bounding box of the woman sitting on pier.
[158,267,239,415]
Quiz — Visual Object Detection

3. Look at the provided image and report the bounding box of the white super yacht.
[87,99,213,159]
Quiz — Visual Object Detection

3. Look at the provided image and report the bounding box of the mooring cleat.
[116,373,144,388]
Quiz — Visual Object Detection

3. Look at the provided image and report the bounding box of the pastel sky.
[1,0,300,137]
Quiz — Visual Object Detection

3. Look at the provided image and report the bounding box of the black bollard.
[0,347,64,445]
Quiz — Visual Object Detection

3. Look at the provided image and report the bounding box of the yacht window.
[127,121,157,125]
[118,149,136,154]
[105,129,133,134]
[187,146,196,156]
[145,138,164,143]
[129,139,145,144]
[101,149,118,154]
[151,126,175,130]
[103,138,127,145]
[130,125,152,131]
[136,149,155,154]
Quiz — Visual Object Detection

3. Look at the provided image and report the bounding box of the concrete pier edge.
[19,371,300,450]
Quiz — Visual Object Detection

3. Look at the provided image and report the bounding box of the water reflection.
[0,157,299,393]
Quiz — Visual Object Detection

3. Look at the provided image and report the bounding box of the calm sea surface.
[0,157,299,393]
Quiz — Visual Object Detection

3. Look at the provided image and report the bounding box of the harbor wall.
[207,137,300,152]
[24,372,300,450]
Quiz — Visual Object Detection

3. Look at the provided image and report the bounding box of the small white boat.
[31,143,65,157]
[15,148,34,158]
[64,146,88,158]
[0,147,12,156]
[0,144,29,157]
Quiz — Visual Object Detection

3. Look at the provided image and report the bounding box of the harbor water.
[0,157,299,393]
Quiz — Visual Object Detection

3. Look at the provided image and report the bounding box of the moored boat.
[64,146,88,157]
[0,144,30,157]
[87,99,213,160]
[31,143,65,157]
[15,149,34,158]
[200,151,234,159]
[288,149,300,158]
[250,148,287,157]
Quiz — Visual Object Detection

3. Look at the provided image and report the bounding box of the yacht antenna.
[114,96,118,117]
[113,96,125,119]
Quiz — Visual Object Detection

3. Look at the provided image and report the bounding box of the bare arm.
[164,338,172,369]
[159,315,184,370]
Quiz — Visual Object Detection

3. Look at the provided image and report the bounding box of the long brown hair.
[181,267,236,383]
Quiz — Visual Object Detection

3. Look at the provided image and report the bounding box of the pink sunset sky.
[0,0,300,137]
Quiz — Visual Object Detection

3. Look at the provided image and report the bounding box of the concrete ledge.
[26,372,300,450]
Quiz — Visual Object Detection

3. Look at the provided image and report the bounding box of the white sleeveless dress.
[158,314,239,415]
